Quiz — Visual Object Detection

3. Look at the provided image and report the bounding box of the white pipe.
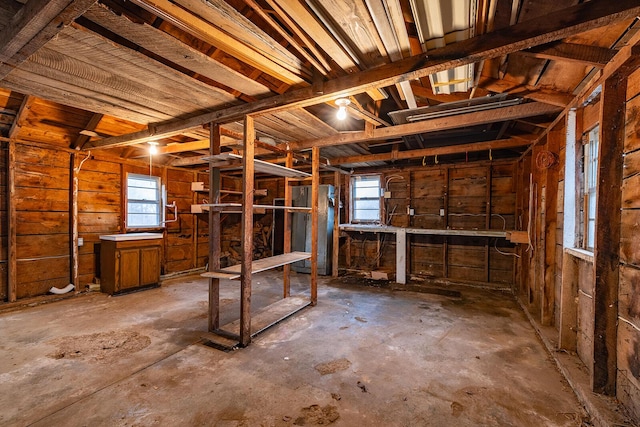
[49,284,75,294]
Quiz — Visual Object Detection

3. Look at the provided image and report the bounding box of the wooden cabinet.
[100,235,163,294]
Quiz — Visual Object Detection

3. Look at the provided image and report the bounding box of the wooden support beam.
[85,0,640,150]
[208,123,222,332]
[329,136,534,165]
[290,103,560,151]
[0,0,98,79]
[332,171,340,278]
[129,0,307,85]
[73,113,103,150]
[8,95,34,140]
[311,146,319,305]
[7,140,16,302]
[0,0,71,63]
[283,151,293,298]
[70,153,79,290]
[591,69,627,395]
[518,42,616,68]
[541,129,561,326]
[521,28,640,159]
[239,116,255,346]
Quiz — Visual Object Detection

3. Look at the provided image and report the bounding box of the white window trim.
[126,173,163,229]
[350,174,382,223]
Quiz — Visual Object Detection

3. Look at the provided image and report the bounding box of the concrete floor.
[0,272,587,426]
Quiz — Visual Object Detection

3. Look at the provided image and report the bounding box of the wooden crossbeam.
[85,0,640,151]
[73,113,103,149]
[8,95,34,140]
[289,102,561,151]
[518,42,616,68]
[328,137,534,165]
[0,0,98,79]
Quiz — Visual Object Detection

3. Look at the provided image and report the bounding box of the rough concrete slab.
[0,273,587,426]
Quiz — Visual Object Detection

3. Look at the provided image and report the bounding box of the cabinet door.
[118,249,140,291]
[140,247,160,285]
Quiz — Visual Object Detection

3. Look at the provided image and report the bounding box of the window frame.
[582,125,599,251]
[126,173,163,229]
[350,174,382,223]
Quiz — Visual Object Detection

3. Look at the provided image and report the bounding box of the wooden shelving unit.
[201,120,319,350]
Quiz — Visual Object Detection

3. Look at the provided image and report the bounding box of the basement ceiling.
[0,0,638,169]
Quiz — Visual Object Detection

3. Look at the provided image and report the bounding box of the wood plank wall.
[342,161,518,287]
[618,66,640,420]
[0,142,218,302]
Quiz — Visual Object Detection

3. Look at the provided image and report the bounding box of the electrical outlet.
[384,191,391,199]
[440,208,445,216]
[409,208,415,216]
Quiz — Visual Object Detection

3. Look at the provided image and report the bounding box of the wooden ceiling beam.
[478,77,575,107]
[85,0,640,151]
[128,0,306,85]
[329,136,535,165]
[517,42,616,68]
[288,102,562,151]
[73,112,103,149]
[8,95,34,140]
[0,0,98,79]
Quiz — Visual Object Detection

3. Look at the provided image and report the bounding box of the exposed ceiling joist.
[73,113,103,149]
[517,42,616,68]
[8,95,33,140]
[329,136,535,165]
[84,0,640,151]
[0,0,98,79]
[289,101,562,151]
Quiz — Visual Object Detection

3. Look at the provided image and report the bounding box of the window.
[351,175,381,222]
[127,174,162,228]
[583,126,599,250]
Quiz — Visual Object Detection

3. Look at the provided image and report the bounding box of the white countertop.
[99,232,164,241]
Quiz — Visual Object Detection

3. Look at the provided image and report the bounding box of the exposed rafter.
[83,0,640,151]
[288,102,561,151]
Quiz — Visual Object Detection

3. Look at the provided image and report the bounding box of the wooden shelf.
[201,251,311,280]
[201,295,311,350]
[194,203,311,213]
[191,182,267,196]
[202,153,311,178]
[339,224,509,238]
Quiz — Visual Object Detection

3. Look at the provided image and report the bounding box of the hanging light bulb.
[335,98,350,120]
[148,141,158,155]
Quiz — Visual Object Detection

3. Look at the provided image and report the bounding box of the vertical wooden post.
[332,171,340,277]
[240,116,255,346]
[443,167,449,278]
[344,173,351,269]
[208,123,222,332]
[283,151,293,297]
[485,165,492,283]
[542,129,561,326]
[396,229,406,284]
[7,140,16,302]
[70,154,79,290]
[592,74,627,395]
[311,146,319,305]
[559,251,579,351]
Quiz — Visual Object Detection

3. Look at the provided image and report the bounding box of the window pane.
[127,173,161,228]
[351,175,381,222]
[355,186,380,198]
[354,199,380,210]
[128,187,158,201]
[355,209,380,221]
[129,177,157,189]
[128,214,160,227]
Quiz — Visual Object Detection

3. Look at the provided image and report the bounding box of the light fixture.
[148,141,159,155]
[335,98,350,120]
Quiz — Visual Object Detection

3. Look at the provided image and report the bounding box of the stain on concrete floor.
[0,272,588,426]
